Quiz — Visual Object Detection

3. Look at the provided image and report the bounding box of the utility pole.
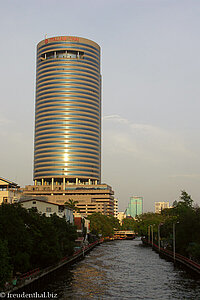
[148,225,150,244]
[173,222,176,263]
[151,225,154,248]
[158,223,163,252]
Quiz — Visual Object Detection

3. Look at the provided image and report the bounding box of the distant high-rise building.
[155,202,170,214]
[125,196,143,218]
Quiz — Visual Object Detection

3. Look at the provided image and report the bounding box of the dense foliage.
[121,217,136,230]
[135,191,200,262]
[87,213,120,237]
[0,203,77,287]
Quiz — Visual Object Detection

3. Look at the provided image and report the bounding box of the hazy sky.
[1,0,200,212]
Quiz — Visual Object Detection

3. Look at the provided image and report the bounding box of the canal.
[38,239,200,299]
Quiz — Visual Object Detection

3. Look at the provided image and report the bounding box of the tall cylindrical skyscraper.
[34,36,101,185]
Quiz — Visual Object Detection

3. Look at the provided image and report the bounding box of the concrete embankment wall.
[7,240,100,294]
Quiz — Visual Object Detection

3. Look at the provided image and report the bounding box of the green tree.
[0,240,12,289]
[121,218,136,230]
[134,213,165,237]
[0,203,78,280]
[87,213,119,237]
[180,190,193,207]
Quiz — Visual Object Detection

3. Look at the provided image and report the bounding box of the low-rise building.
[155,202,170,214]
[117,212,125,225]
[20,198,74,223]
[0,177,22,204]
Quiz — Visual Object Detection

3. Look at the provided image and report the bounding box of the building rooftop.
[0,177,20,189]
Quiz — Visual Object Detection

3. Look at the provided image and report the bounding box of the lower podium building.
[22,182,114,217]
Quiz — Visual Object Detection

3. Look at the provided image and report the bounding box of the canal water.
[39,239,200,299]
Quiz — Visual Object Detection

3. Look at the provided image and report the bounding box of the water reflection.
[39,240,200,299]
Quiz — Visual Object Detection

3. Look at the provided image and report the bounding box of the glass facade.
[125,197,143,218]
[34,36,101,182]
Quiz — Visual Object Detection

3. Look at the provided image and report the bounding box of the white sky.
[1,0,200,212]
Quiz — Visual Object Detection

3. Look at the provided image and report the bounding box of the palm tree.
[64,199,80,212]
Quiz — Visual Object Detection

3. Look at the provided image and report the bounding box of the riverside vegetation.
[134,191,200,263]
[88,191,200,264]
[1,190,199,288]
[0,203,77,289]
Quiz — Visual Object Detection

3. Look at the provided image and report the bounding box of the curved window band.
[38,57,100,70]
[35,140,100,147]
[35,148,99,155]
[35,126,99,134]
[37,84,99,95]
[35,154,99,160]
[37,89,100,99]
[36,111,100,118]
[36,124,99,133]
[37,77,100,87]
[35,136,100,143]
[37,67,100,79]
[35,131,100,139]
[36,115,100,125]
[35,146,100,153]
[36,93,99,103]
[37,81,99,92]
[36,107,99,117]
[36,123,100,132]
[35,163,99,169]
[36,100,99,110]
[35,146,99,155]
[35,124,100,131]
[34,172,99,178]
[37,72,100,83]
[37,63,99,76]
[36,120,99,129]
[34,168,99,173]
[34,158,99,163]
[37,72,100,84]
[35,135,100,144]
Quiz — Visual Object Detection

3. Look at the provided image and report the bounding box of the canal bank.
[141,237,200,275]
[19,239,200,299]
[7,240,101,294]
